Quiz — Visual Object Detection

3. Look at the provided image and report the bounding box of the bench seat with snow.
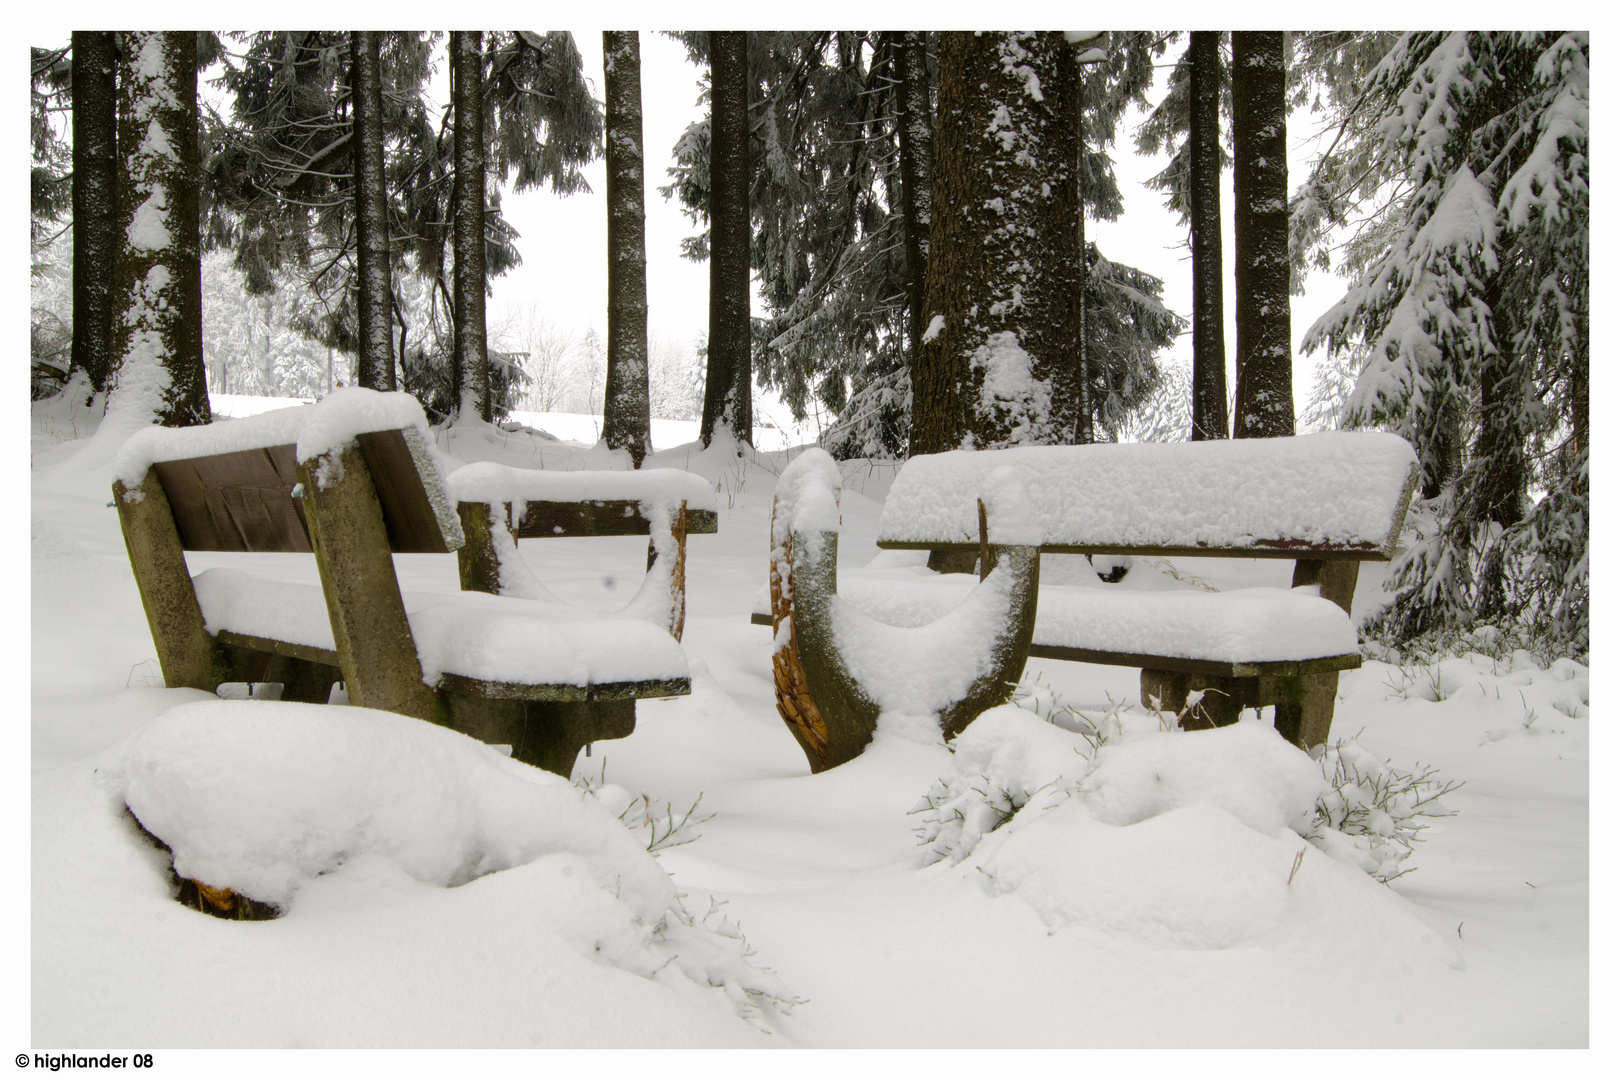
[761,434,1417,771]
[111,388,699,776]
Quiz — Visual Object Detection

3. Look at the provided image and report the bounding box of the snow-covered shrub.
[113,700,796,1028]
[1305,738,1462,882]
[911,704,1093,866]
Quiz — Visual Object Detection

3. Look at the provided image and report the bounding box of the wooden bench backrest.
[151,428,457,556]
[876,432,1419,561]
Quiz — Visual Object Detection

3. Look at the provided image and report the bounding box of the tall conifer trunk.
[909,32,1082,456]
[892,31,933,365]
[1231,30,1293,438]
[450,30,490,421]
[71,31,118,396]
[701,31,753,447]
[110,30,207,429]
[602,30,652,466]
[1188,31,1227,441]
[352,30,394,391]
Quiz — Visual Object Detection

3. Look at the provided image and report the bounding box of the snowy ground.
[29,392,1590,1051]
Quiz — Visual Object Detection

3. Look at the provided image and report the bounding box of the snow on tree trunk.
[109,30,208,432]
[1188,31,1228,442]
[1231,31,1294,439]
[450,30,490,423]
[602,31,652,467]
[909,32,1082,456]
[352,31,394,392]
[71,31,119,395]
[701,31,753,448]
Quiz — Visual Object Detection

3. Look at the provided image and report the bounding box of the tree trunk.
[450,30,490,422]
[909,32,1082,456]
[1231,31,1293,438]
[602,31,652,467]
[701,31,753,447]
[893,31,933,365]
[110,31,208,429]
[351,31,394,391]
[71,30,119,396]
[1188,31,1227,442]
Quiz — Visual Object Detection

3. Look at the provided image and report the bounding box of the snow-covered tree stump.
[769,450,1039,771]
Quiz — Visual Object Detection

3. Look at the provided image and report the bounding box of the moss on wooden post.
[112,469,233,692]
[298,445,439,722]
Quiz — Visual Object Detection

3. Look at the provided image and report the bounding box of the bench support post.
[445,693,636,777]
[299,446,441,723]
[1271,558,1359,749]
[113,469,234,693]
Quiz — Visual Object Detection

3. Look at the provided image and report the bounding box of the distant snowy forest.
[29,31,1587,660]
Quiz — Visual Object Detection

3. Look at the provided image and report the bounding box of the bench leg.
[216,641,341,704]
[1272,671,1339,751]
[443,694,637,778]
[518,700,637,777]
[1140,670,1247,729]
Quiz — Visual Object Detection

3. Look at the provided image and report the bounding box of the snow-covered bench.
[762,434,1417,769]
[448,461,718,642]
[111,388,695,776]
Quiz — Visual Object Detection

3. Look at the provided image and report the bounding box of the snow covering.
[448,460,718,513]
[878,431,1418,551]
[31,394,1588,1048]
[1034,584,1358,662]
[192,568,690,688]
[112,387,438,490]
[770,448,844,548]
[117,700,676,915]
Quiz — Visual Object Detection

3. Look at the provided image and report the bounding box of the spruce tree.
[1302,31,1589,656]
[1230,31,1293,438]
[701,30,753,447]
[910,32,1082,455]
[109,31,208,430]
[449,30,490,421]
[71,31,119,394]
[1187,31,1228,441]
[602,30,652,466]
[351,30,394,391]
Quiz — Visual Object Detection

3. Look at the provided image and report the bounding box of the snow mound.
[916,715,1453,953]
[1080,719,1325,835]
[115,700,677,917]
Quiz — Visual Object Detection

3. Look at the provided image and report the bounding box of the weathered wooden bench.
[111,388,702,777]
[761,433,1418,770]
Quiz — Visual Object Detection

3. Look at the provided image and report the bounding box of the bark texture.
[909,32,1082,456]
[71,30,119,394]
[701,31,753,447]
[892,31,933,364]
[351,31,394,391]
[1188,31,1228,441]
[112,31,208,429]
[450,30,490,422]
[1230,31,1293,438]
[602,31,652,466]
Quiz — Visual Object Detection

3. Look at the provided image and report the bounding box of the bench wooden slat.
[215,628,341,669]
[437,672,692,703]
[354,428,458,554]
[153,445,311,553]
[1025,643,1361,678]
[513,500,718,539]
[877,539,1391,560]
